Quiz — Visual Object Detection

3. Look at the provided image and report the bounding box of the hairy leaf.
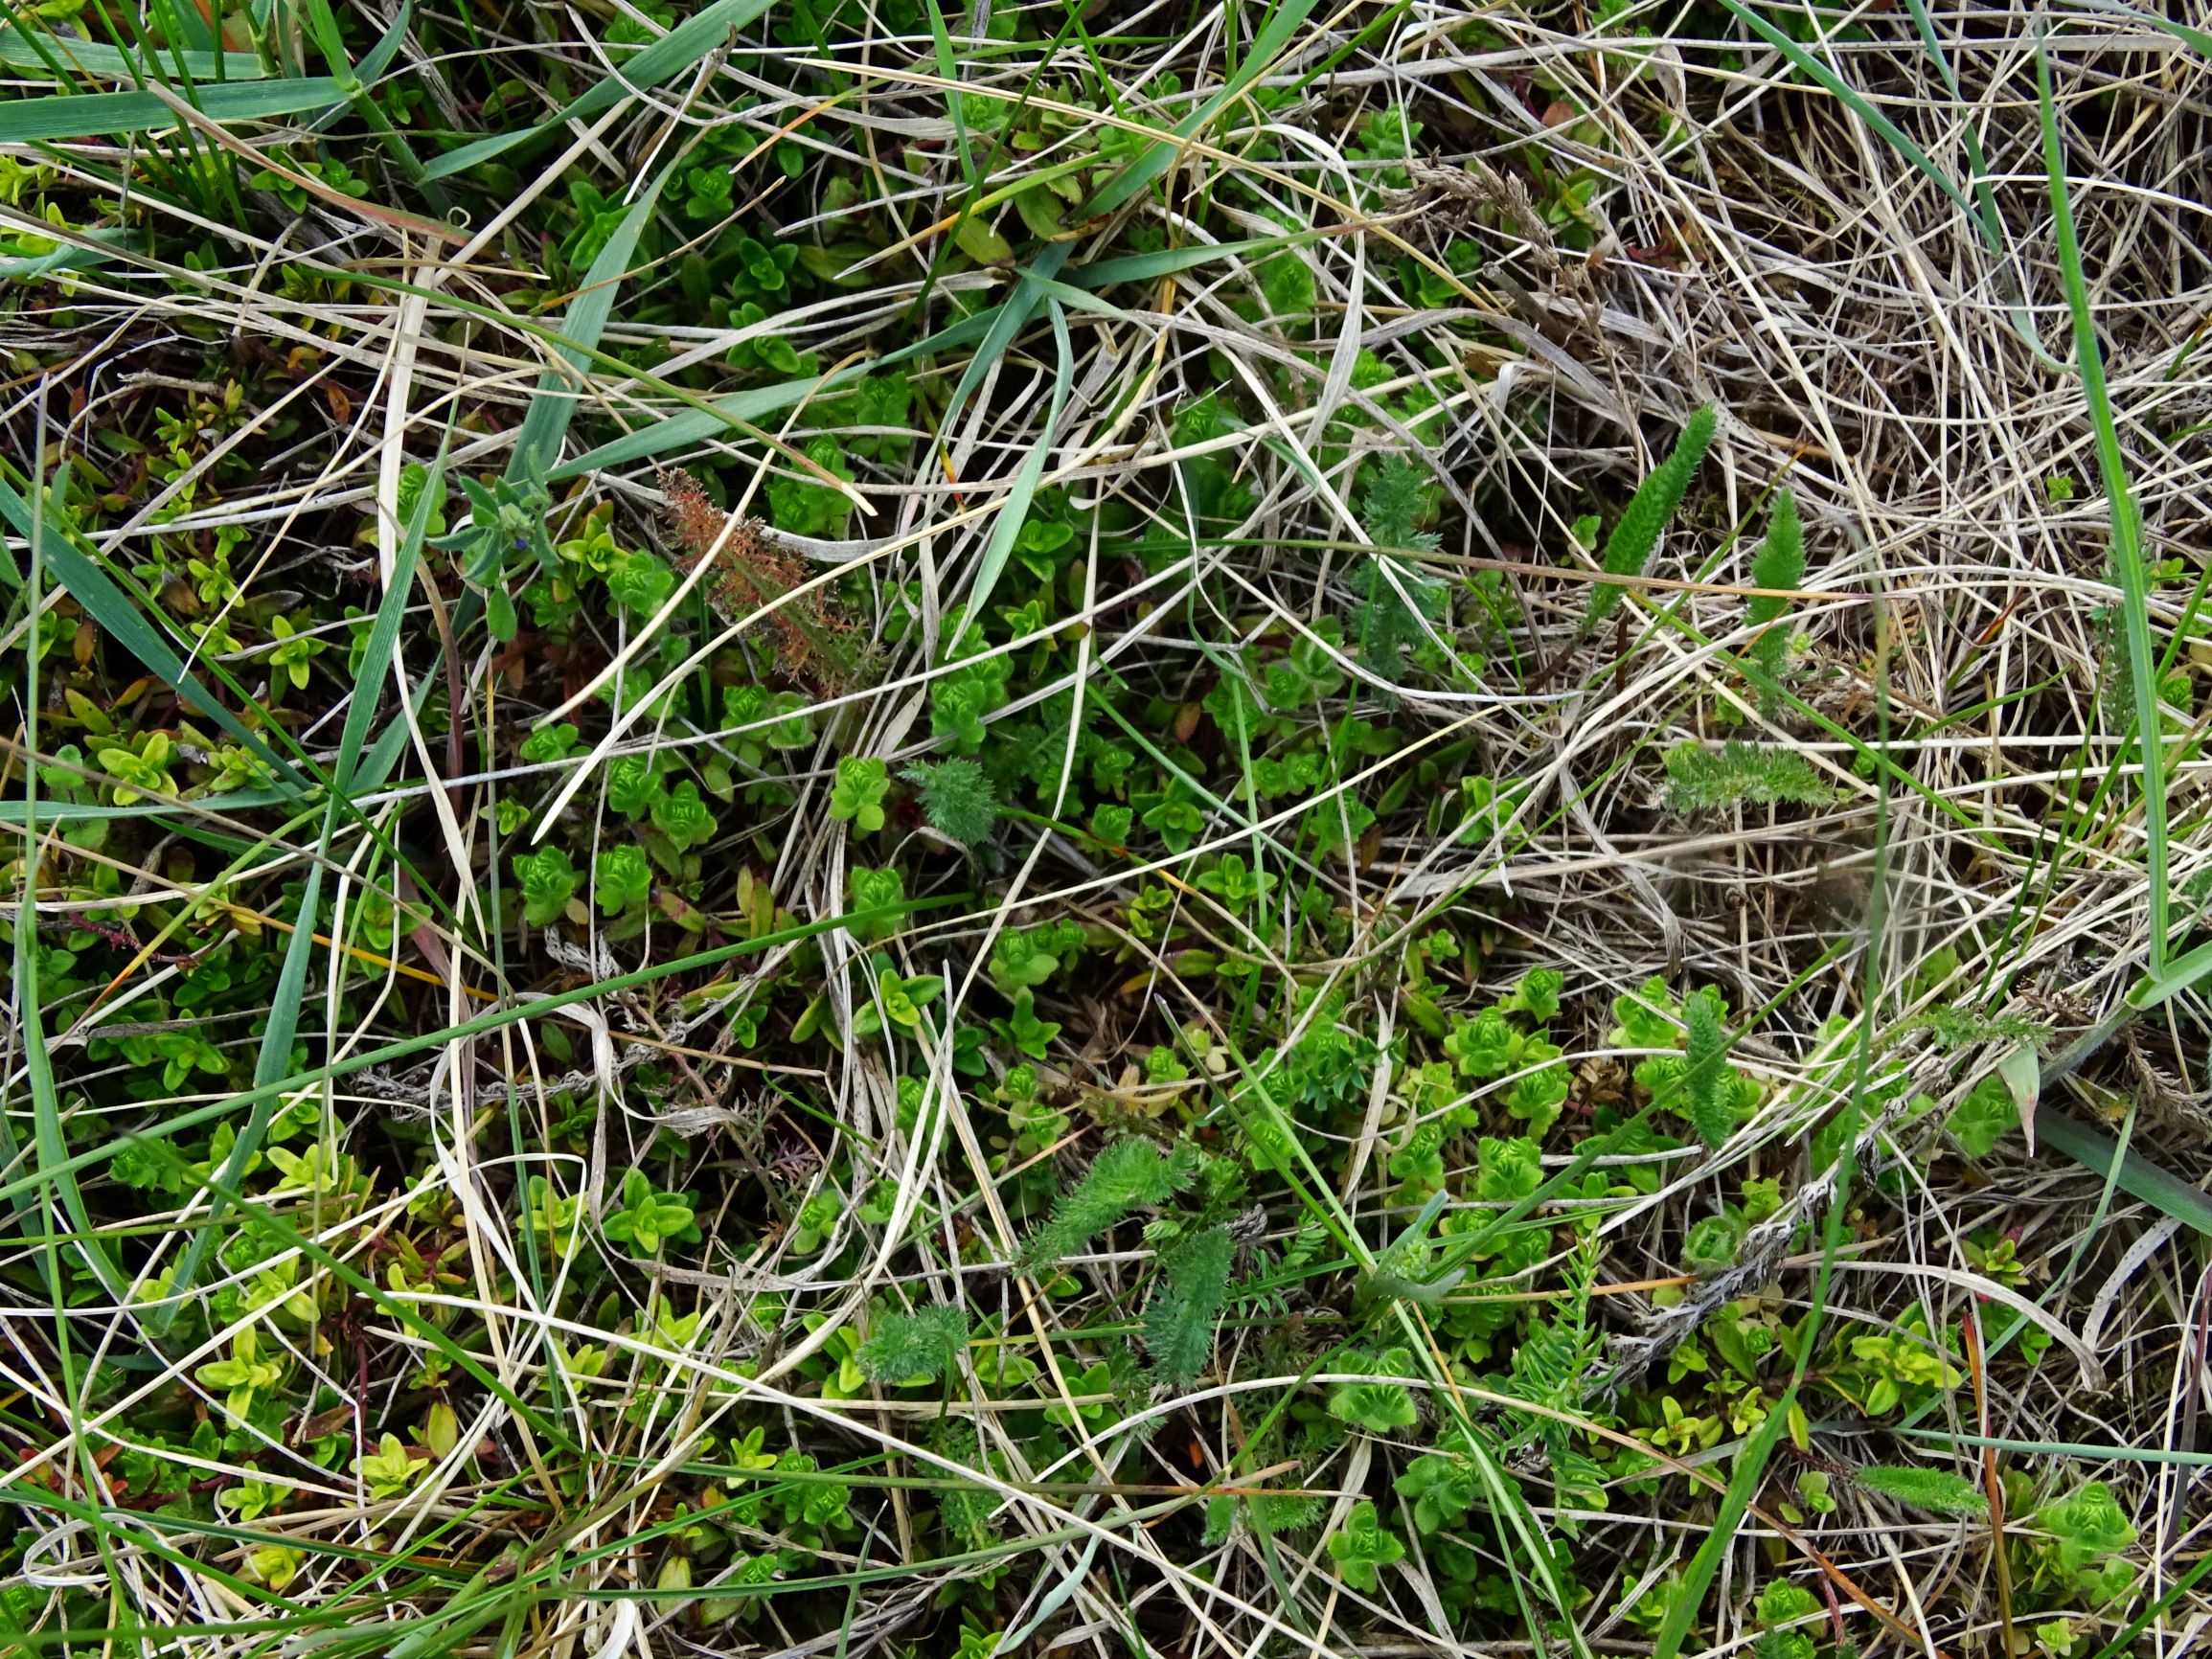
[1681,987,1733,1149]
[1855,1464,1988,1517]
[1586,404,1718,628]
[1359,456,1442,553]
[1142,1223,1233,1383]
[904,758,1000,846]
[857,1305,969,1383]
[1021,1138,1200,1267]
[1664,740,1833,814]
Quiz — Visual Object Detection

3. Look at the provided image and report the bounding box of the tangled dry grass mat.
[2,3,2211,1658]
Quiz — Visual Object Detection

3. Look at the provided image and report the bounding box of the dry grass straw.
[5,1,2212,1655]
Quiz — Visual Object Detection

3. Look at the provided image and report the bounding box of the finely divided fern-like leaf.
[1585,404,1718,629]
[929,1420,1000,1551]
[1352,458,1448,681]
[1142,1223,1234,1383]
[1360,457,1442,553]
[856,1304,970,1382]
[1746,489,1804,699]
[1681,988,1734,1150]
[1351,557,1447,677]
[1664,740,1833,814]
[1021,1138,1200,1267]
[902,758,1000,846]
[1855,1465,1989,1518]
[1499,1239,1603,1468]
[1913,1006,2050,1051]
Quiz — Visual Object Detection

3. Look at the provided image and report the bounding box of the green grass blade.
[129,1133,579,1453]
[420,0,775,179]
[959,297,1072,622]
[149,446,447,1323]
[1892,0,2061,365]
[510,170,671,480]
[551,301,1003,478]
[0,28,263,79]
[1653,595,1896,1659]
[1715,0,1979,225]
[2039,42,2169,974]
[2067,0,2212,60]
[290,0,436,189]
[2037,1110,2212,1236]
[337,449,445,790]
[0,890,970,1213]
[1890,1427,2212,1467]
[919,0,978,189]
[0,227,142,282]
[0,473,316,800]
[938,241,1073,434]
[1071,230,1318,287]
[0,76,347,140]
[13,452,129,1303]
[0,466,313,794]
[1083,0,1319,215]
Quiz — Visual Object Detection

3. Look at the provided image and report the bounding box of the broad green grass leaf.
[2039,1110,2212,1238]
[939,241,1072,435]
[1071,231,1317,288]
[336,443,446,790]
[422,0,776,179]
[0,78,348,142]
[961,295,1071,621]
[2039,43,2169,971]
[1997,1044,2041,1153]
[0,227,142,283]
[511,170,672,480]
[1084,0,1320,215]
[0,31,264,79]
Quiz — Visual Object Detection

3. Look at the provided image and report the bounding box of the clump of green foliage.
[0,9,2161,1657]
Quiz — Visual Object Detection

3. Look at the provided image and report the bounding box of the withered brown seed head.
[656,467,861,692]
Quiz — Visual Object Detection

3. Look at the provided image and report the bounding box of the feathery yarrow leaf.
[1855,1465,1989,1517]
[856,1305,970,1383]
[1360,456,1442,553]
[1585,403,1718,628]
[1746,488,1804,700]
[1142,1223,1234,1383]
[1681,987,1735,1149]
[1021,1138,1201,1267]
[902,758,1000,846]
[1664,740,1833,814]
